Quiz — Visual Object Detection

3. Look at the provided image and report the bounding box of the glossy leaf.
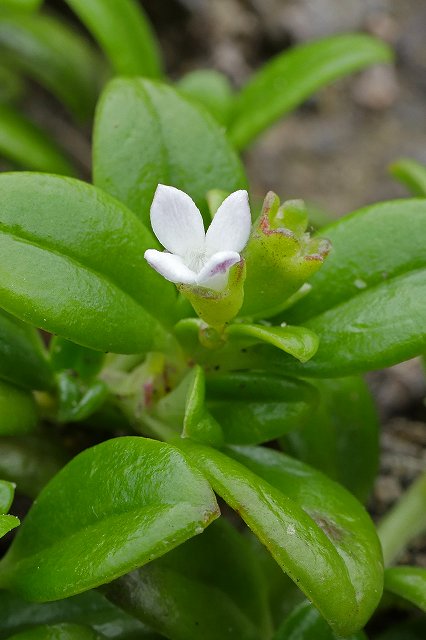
[229,34,392,149]
[0,435,67,498]
[276,199,426,376]
[0,173,177,353]
[0,437,219,601]
[0,479,15,512]
[0,12,104,119]
[93,78,247,226]
[177,69,234,125]
[206,372,317,444]
[274,601,367,640]
[178,441,383,636]
[65,0,162,78]
[389,158,426,197]
[285,199,426,323]
[0,379,38,436]
[281,376,379,502]
[226,323,319,363]
[0,104,74,174]
[56,373,108,423]
[182,365,224,447]
[105,519,272,640]
[0,590,155,640]
[0,480,19,539]
[5,624,100,640]
[384,566,426,612]
[0,309,53,391]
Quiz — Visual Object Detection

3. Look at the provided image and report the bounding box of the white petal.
[144,249,197,284]
[196,251,241,291]
[205,190,251,254]
[150,184,205,255]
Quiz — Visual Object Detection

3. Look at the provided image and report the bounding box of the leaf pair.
[0,436,384,637]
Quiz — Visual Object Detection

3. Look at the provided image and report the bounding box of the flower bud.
[241,192,330,318]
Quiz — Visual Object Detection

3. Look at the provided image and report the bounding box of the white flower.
[144,184,251,292]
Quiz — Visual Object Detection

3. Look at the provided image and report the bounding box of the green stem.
[377,471,426,566]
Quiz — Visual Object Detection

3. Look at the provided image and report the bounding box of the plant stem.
[377,470,426,566]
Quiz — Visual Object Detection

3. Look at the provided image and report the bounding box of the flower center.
[184,248,208,273]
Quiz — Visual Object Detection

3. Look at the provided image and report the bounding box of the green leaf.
[281,376,379,502]
[0,479,15,512]
[177,441,383,636]
[206,372,317,445]
[105,519,272,640]
[0,435,67,498]
[277,199,426,376]
[93,78,247,226]
[177,69,234,125]
[0,1,42,10]
[229,34,392,149]
[274,601,367,640]
[384,566,426,612]
[226,323,319,363]
[50,337,105,381]
[0,590,155,639]
[0,12,105,119]
[285,199,426,323]
[0,480,19,539]
[5,624,100,640]
[280,269,426,376]
[0,173,177,353]
[56,373,108,424]
[0,437,219,601]
[0,513,19,538]
[65,0,162,78]
[0,379,38,436]
[0,309,53,391]
[0,104,74,174]
[182,365,224,447]
[389,158,426,197]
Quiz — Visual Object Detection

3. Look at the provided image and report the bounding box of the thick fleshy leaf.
[177,69,234,125]
[389,158,426,197]
[281,376,379,502]
[285,199,426,323]
[177,441,383,636]
[65,0,162,78]
[0,379,38,436]
[5,624,100,640]
[0,435,67,498]
[226,324,319,363]
[0,104,74,174]
[183,365,223,447]
[0,480,19,539]
[0,12,104,119]
[0,479,15,513]
[0,590,155,639]
[384,567,426,612]
[0,173,177,353]
[105,519,272,640]
[206,372,317,444]
[229,34,392,149]
[274,601,367,640]
[275,199,426,376]
[93,78,247,226]
[0,309,53,391]
[0,437,219,601]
